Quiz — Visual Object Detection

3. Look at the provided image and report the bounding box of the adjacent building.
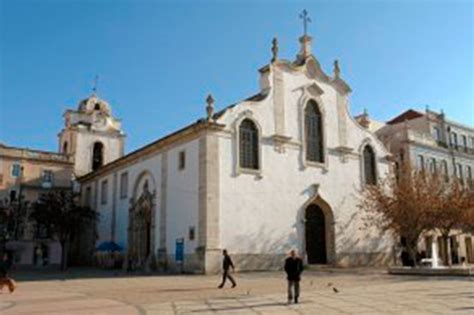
[0,93,126,267]
[372,108,474,265]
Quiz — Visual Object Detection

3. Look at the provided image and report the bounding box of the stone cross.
[299,9,311,37]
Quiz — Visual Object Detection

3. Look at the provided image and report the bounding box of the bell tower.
[58,93,125,177]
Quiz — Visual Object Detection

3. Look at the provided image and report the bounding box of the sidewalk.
[1,269,472,314]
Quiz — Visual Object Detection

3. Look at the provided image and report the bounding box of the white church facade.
[77,33,394,273]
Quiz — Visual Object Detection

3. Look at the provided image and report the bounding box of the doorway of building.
[305,204,327,264]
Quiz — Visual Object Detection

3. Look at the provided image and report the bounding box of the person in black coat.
[0,253,16,293]
[218,249,236,288]
[284,250,303,304]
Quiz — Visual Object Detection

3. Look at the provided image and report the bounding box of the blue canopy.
[96,241,123,252]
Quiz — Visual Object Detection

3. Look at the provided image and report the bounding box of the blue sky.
[1,0,473,153]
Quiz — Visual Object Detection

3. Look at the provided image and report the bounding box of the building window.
[305,100,324,163]
[101,180,108,205]
[466,166,473,187]
[239,119,259,170]
[9,190,17,202]
[188,226,195,241]
[85,186,92,207]
[417,155,425,171]
[456,164,463,183]
[433,127,441,141]
[11,163,21,177]
[92,142,104,171]
[363,145,377,185]
[120,172,128,199]
[63,141,68,154]
[451,132,458,149]
[428,158,437,174]
[441,160,449,182]
[461,135,468,152]
[42,170,54,185]
[178,151,186,170]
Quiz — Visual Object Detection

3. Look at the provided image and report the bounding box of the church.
[75,29,393,273]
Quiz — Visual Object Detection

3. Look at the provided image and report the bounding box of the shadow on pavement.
[10,267,199,282]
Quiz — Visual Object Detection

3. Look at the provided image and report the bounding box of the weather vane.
[299,9,311,37]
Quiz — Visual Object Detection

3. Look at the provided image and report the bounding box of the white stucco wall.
[166,140,200,255]
[215,60,392,265]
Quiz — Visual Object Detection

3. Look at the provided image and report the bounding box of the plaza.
[1,268,472,314]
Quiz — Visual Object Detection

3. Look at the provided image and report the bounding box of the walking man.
[0,253,16,293]
[218,249,236,289]
[284,249,303,304]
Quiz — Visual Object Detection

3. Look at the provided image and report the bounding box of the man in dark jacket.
[218,249,236,288]
[0,252,16,293]
[284,250,303,304]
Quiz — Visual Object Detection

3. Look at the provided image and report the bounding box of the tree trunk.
[60,240,69,271]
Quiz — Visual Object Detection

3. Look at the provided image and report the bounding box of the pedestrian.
[218,249,236,289]
[284,249,303,304]
[0,252,16,293]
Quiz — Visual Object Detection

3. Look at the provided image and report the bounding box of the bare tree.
[428,179,474,266]
[359,165,445,266]
[30,191,97,270]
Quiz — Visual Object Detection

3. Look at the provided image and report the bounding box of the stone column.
[198,131,221,274]
[157,152,168,269]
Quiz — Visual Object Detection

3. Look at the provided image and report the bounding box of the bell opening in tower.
[92,142,104,171]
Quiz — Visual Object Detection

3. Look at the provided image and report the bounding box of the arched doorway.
[305,204,327,264]
[128,180,155,269]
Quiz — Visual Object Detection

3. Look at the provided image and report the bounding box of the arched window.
[363,145,377,185]
[305,100,324,163]
[63,141,68,154]
[239,119,259,170]
[92,142,104,171]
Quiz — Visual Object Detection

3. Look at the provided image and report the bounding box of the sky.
[0,0,473,153]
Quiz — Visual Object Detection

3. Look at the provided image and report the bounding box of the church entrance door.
[305,204,327,264]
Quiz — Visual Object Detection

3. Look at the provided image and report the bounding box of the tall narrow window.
[462,135,468,152]
[452,132,458,149]
[305,100,324,163]
[11,163,21,177]
[239,119,259,170]
[120,172,128,199]
[92,142,104,171]
[101,180,108,205]
[363,145,377,185]
[441,160,449,182]
[85,186,92,207]
[417,155,425,171]
[178,151,186,170]
[466,166,472,188]
[428,158,437,174]
[432,127,441,141]
[456,163,463,183]
[63,141,68,154]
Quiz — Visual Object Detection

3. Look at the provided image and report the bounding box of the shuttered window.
[363,145,377,185]
[239,119,259,170]
[305,101,324,163]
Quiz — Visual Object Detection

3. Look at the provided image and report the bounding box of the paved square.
[0,268,472,314]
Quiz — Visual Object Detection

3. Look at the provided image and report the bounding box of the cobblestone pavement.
[0,268,472,314]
